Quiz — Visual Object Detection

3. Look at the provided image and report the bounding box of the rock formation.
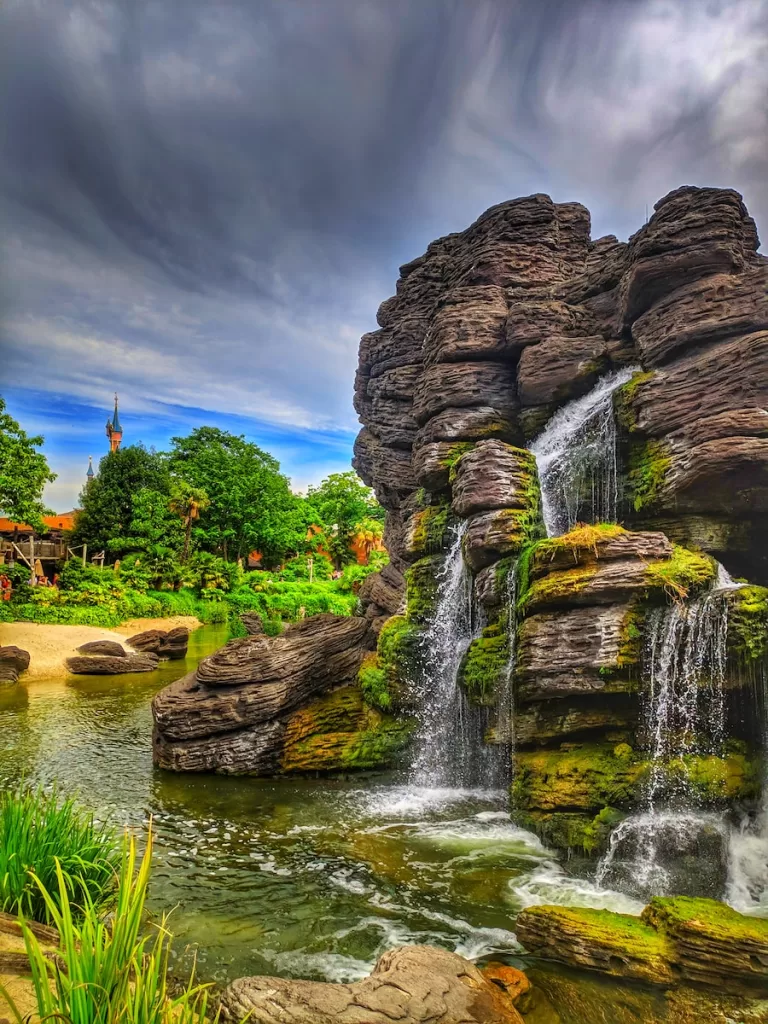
[152,614,412,774]
[0,646,30,686]
[220,945,524,1024]
[67,653,159,675]
[126,626,189,659]
[77,640,127,658]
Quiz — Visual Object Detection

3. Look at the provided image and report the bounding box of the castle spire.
[86,455,94,481]
[106,393,124,452]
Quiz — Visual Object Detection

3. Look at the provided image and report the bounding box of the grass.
[1,830,216,1024]
[0,786,121,925]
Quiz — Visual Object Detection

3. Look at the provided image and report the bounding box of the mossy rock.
[442,441,476,482]
[522,562,599,610]
[625,438,671,513]
[404,555,441,622]
[281,685,414,773]
[376,614,421,693]
[613,370,656,433]
[458,627,509,707]
[643,545,716,601]
[511,742,650,814]
[511,806,626,855]
[727,585,768,663]
[358,652,395,712]
[407,503,451,558]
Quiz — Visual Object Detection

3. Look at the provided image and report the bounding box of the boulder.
[126,628,167,653]
[239,613,264,636]
[66,654,159,675]
[125,627,189,660]
[220,945,524,1024]
[451,441,539,518]
[0,646,30,686]
[76,640,126,658]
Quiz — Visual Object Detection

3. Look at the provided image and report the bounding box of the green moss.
[512,807,626,855]
[643,895,768,946]
[626,438,671,512]
[728,585,768,662]
[458,628,509,706]
[408,503,450,557]
[511,743,650,813]
[618,603,644,668]
[339,716,415,770]
[377,614,420,689]
[441,442,476,483]
[675,752,761,803]
[643,545,716,601]
[358,652,392,712]
[614,370,655,433]
[404,555,441,622]
[523,563,599,610]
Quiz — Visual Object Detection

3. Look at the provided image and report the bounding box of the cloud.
[1,0,766,514]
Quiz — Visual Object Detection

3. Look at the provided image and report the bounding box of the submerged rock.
[0,646,30,686]
[221,944,525,1024]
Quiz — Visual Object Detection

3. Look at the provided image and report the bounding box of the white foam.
[511,859,645,916]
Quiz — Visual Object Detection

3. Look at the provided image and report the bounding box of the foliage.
[274,553,334,582]
[1,830,215,1024]
[168,479,210,562]
[358,653,391,711]
[0,395,56,530]
[71,445,170,554]
[108,488,184,563]
[169,426,308,564]
[305,471,383,567]
[0,785,120,925]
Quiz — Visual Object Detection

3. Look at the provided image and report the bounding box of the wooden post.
[308,555,314,583]
[82,543,87,567]
[29,534,35,584]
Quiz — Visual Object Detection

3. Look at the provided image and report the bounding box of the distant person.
[0,575,10,601]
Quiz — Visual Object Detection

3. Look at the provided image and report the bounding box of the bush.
[0,785,121,925]
[1,830,215,1024]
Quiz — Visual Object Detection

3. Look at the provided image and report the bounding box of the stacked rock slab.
[354,185,768,583]
[0,646,30,686]
[152,614,412,774]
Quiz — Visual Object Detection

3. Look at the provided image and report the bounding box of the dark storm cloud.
[1,0,767,510]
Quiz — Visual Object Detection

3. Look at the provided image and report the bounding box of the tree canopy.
[0,396,56,529]
[168,427,309,565]
[305,471,383,567]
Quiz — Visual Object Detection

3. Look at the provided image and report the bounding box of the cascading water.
[409,522,495,789]
[596,580,734,898]
[530,366,639,537]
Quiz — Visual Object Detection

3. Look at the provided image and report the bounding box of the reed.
[0,785,121,925]
[1,830,215,1024]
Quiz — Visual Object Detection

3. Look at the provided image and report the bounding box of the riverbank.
[0,617,202,682]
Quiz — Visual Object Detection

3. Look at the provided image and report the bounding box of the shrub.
[0,786,121,925]
[1,830,216,1024]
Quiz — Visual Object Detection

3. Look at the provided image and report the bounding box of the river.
[0,623,645,986]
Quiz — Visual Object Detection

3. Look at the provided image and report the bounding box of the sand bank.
[0,616,201,682]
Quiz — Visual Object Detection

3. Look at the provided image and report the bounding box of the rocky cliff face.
[352,185,768,853]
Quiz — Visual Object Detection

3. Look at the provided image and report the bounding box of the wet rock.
[516,896,768,996]
[463,509,536,572]
[451,441,539,518]
[66,654,159,675]
[517,335,609,411]
[0,646,30,686]
[221,944,524,1024]
[126,627,189,660]
[76,640,126,658]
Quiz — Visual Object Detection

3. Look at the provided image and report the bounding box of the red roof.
[0,513,77,534]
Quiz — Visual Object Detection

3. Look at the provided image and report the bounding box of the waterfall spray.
[531,367,639,537]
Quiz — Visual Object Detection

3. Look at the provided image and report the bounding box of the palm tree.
[354,517,384,563]
[169,481,210,563]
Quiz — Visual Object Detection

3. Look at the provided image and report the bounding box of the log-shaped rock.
[67,654,159,675]
[77,640,126,657]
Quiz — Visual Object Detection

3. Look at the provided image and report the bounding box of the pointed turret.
[86,455,94,482]
[106,393,124,452]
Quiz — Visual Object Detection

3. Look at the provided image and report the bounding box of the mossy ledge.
[643,545,716,601]
[613,370,655,433]
[626,438,671,513]
[458,626,509,707]
[517,895,768,994]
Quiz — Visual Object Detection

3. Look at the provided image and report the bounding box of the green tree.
[169,427,308,564]
[168,480,210,562]
[0,396,56,529]
[108,488,184,559]
[71,445,169,555]
[305,471,384,567]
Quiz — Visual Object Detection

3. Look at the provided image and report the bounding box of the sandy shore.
[0,616,202,682]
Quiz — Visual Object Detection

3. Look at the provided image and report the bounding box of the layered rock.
[0,646,30,686]
[516,896,768,995]
[221,945,524,1024]
[77,640,126,658]
[151,614,414,775]
[67,653,159,675]
[126,626,189,659]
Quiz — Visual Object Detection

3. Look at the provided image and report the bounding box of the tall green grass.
[0,786,121,924]
[1,831,216,1024]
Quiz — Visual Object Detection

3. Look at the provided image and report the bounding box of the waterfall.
[409,522,489,788]
[596,582,732,898]
[494,564,518,749]
[530,366,639,537]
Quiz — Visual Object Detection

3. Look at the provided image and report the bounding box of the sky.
[1,0,767,512]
